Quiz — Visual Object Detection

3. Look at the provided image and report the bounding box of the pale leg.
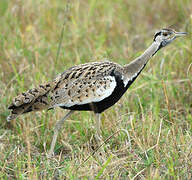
[48,110,74,157]
[95,113,102,142]
[95,113,107,161]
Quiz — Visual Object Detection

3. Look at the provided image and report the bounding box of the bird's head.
[153,28,187,47]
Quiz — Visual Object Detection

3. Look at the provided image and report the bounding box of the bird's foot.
[94,134,108,162]
[47,145,57,158]
[47,150,55,158]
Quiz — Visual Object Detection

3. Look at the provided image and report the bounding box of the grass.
[0,0,192,179]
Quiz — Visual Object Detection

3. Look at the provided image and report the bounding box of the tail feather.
[7,81,57,121]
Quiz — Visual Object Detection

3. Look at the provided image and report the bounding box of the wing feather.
[51,76,117,107]
[47,61,123,108]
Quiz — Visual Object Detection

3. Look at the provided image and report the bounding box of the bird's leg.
[95,113,101,139]
[94,113,108,161]
[48,110,74,157]
[95,113,103,142]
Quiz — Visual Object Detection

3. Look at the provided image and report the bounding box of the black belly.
[60,69,139,113]
[61,80,127,113]
[60,63,147,113]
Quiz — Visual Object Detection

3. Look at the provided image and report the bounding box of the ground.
[0,0,192,179]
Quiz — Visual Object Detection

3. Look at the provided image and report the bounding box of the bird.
[7,28,186,156]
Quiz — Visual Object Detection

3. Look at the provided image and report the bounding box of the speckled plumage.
[7,61,126,120]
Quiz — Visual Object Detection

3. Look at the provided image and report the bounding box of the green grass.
[0,0,192,179]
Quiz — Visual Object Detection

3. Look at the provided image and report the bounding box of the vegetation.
[0,0,191,179]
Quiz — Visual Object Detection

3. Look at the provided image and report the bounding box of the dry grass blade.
[187,62,192,77]
[55,0,71,67]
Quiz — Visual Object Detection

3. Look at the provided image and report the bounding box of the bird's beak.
[175,31,187,37]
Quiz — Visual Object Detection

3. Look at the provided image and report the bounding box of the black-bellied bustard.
[7,28,186,156]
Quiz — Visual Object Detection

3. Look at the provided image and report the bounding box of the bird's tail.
[7,82,56,121]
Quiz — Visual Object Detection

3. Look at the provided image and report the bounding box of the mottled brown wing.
[50,75,117,108]
[49,61,121,108]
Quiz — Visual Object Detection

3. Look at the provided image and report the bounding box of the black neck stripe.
[153,32,161,41]
[152,42,163,56]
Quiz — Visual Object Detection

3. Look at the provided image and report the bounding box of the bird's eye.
[163,33,168,36]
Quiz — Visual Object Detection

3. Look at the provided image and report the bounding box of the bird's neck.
[123,41,161,85]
